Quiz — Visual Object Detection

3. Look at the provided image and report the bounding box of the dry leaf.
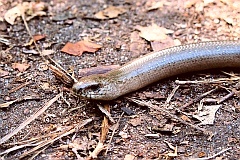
[151,38,180,52]
[4,2,47,25]
[146,1,164,11]
[180,115,191,122]
[33,34,46,41]
[193,105,222,125]
[94,6,126,19]
[129,31,146,57]
[61,40,102,56]
[24,34,46,46]
[4,4,21,25]
[12,63,30,72]
[150,36,175,51]
[124,154,135,160]
[136,23,174,41]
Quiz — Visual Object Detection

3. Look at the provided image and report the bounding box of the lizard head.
[72,74,119,100]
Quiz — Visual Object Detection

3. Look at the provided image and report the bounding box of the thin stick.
[105,112,124,155]
[180,87,218,110]
[189,147,231,160]
[0,142,41,156]
[175,76,240,85]
[21,10,78,83]
[129,98,212,136]
[98,104,115,123]
[165,85,179,105]
[21,10,42,56]
[0,93,61,144]
[48,58,78,83]
[19,118,93,159]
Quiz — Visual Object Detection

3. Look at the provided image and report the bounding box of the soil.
[0,0,239,159]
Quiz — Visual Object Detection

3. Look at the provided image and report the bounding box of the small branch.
[8,81,32,93]
[0,95,41,108]
[129,98,212,136]
[105,112,124,155]
[165,85,179,105]
[189,147,231,160]
[0,93,61,144]
[175,76,240,85]
[19,118,93,159]
[180,87,218,110]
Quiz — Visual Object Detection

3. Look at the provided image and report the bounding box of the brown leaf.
[135,23,174,42]
[94,6,126,19]
[33,34,46,41]
[4,2,47,25]
[12,63,30,72]
[129,31,147,58]
[180,115,191,122]
[151,38,181,52]
[61,40,102,56]
[146,1,164,11]
[24,34,46,46]
[150,38,176,52]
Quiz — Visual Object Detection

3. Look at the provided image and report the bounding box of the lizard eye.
[72,81,100,93]
[85,83,100,91]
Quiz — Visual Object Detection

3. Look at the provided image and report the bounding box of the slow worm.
[72,41,240,100]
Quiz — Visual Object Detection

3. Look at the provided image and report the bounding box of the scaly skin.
[72,41,240,100]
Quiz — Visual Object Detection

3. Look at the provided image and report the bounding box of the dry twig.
[128,98,213,136]
[8,81,32,93]
[175,76,240,85]
[189,147,231,160]
[0,93,61,144]
[19,118,93,158]
[88,104,111,159]
[165,85,179,105]
[180,87,218,110]
[105,112,124,155]
[0,94,41,108]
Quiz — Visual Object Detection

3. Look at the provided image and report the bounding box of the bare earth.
[0,0,239,159]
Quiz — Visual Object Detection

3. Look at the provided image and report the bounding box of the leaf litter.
[1,0,240,159]
[61,40,102,56]
[94,6,126,19]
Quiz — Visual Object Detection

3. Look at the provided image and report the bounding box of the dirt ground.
[0,0,240,159]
